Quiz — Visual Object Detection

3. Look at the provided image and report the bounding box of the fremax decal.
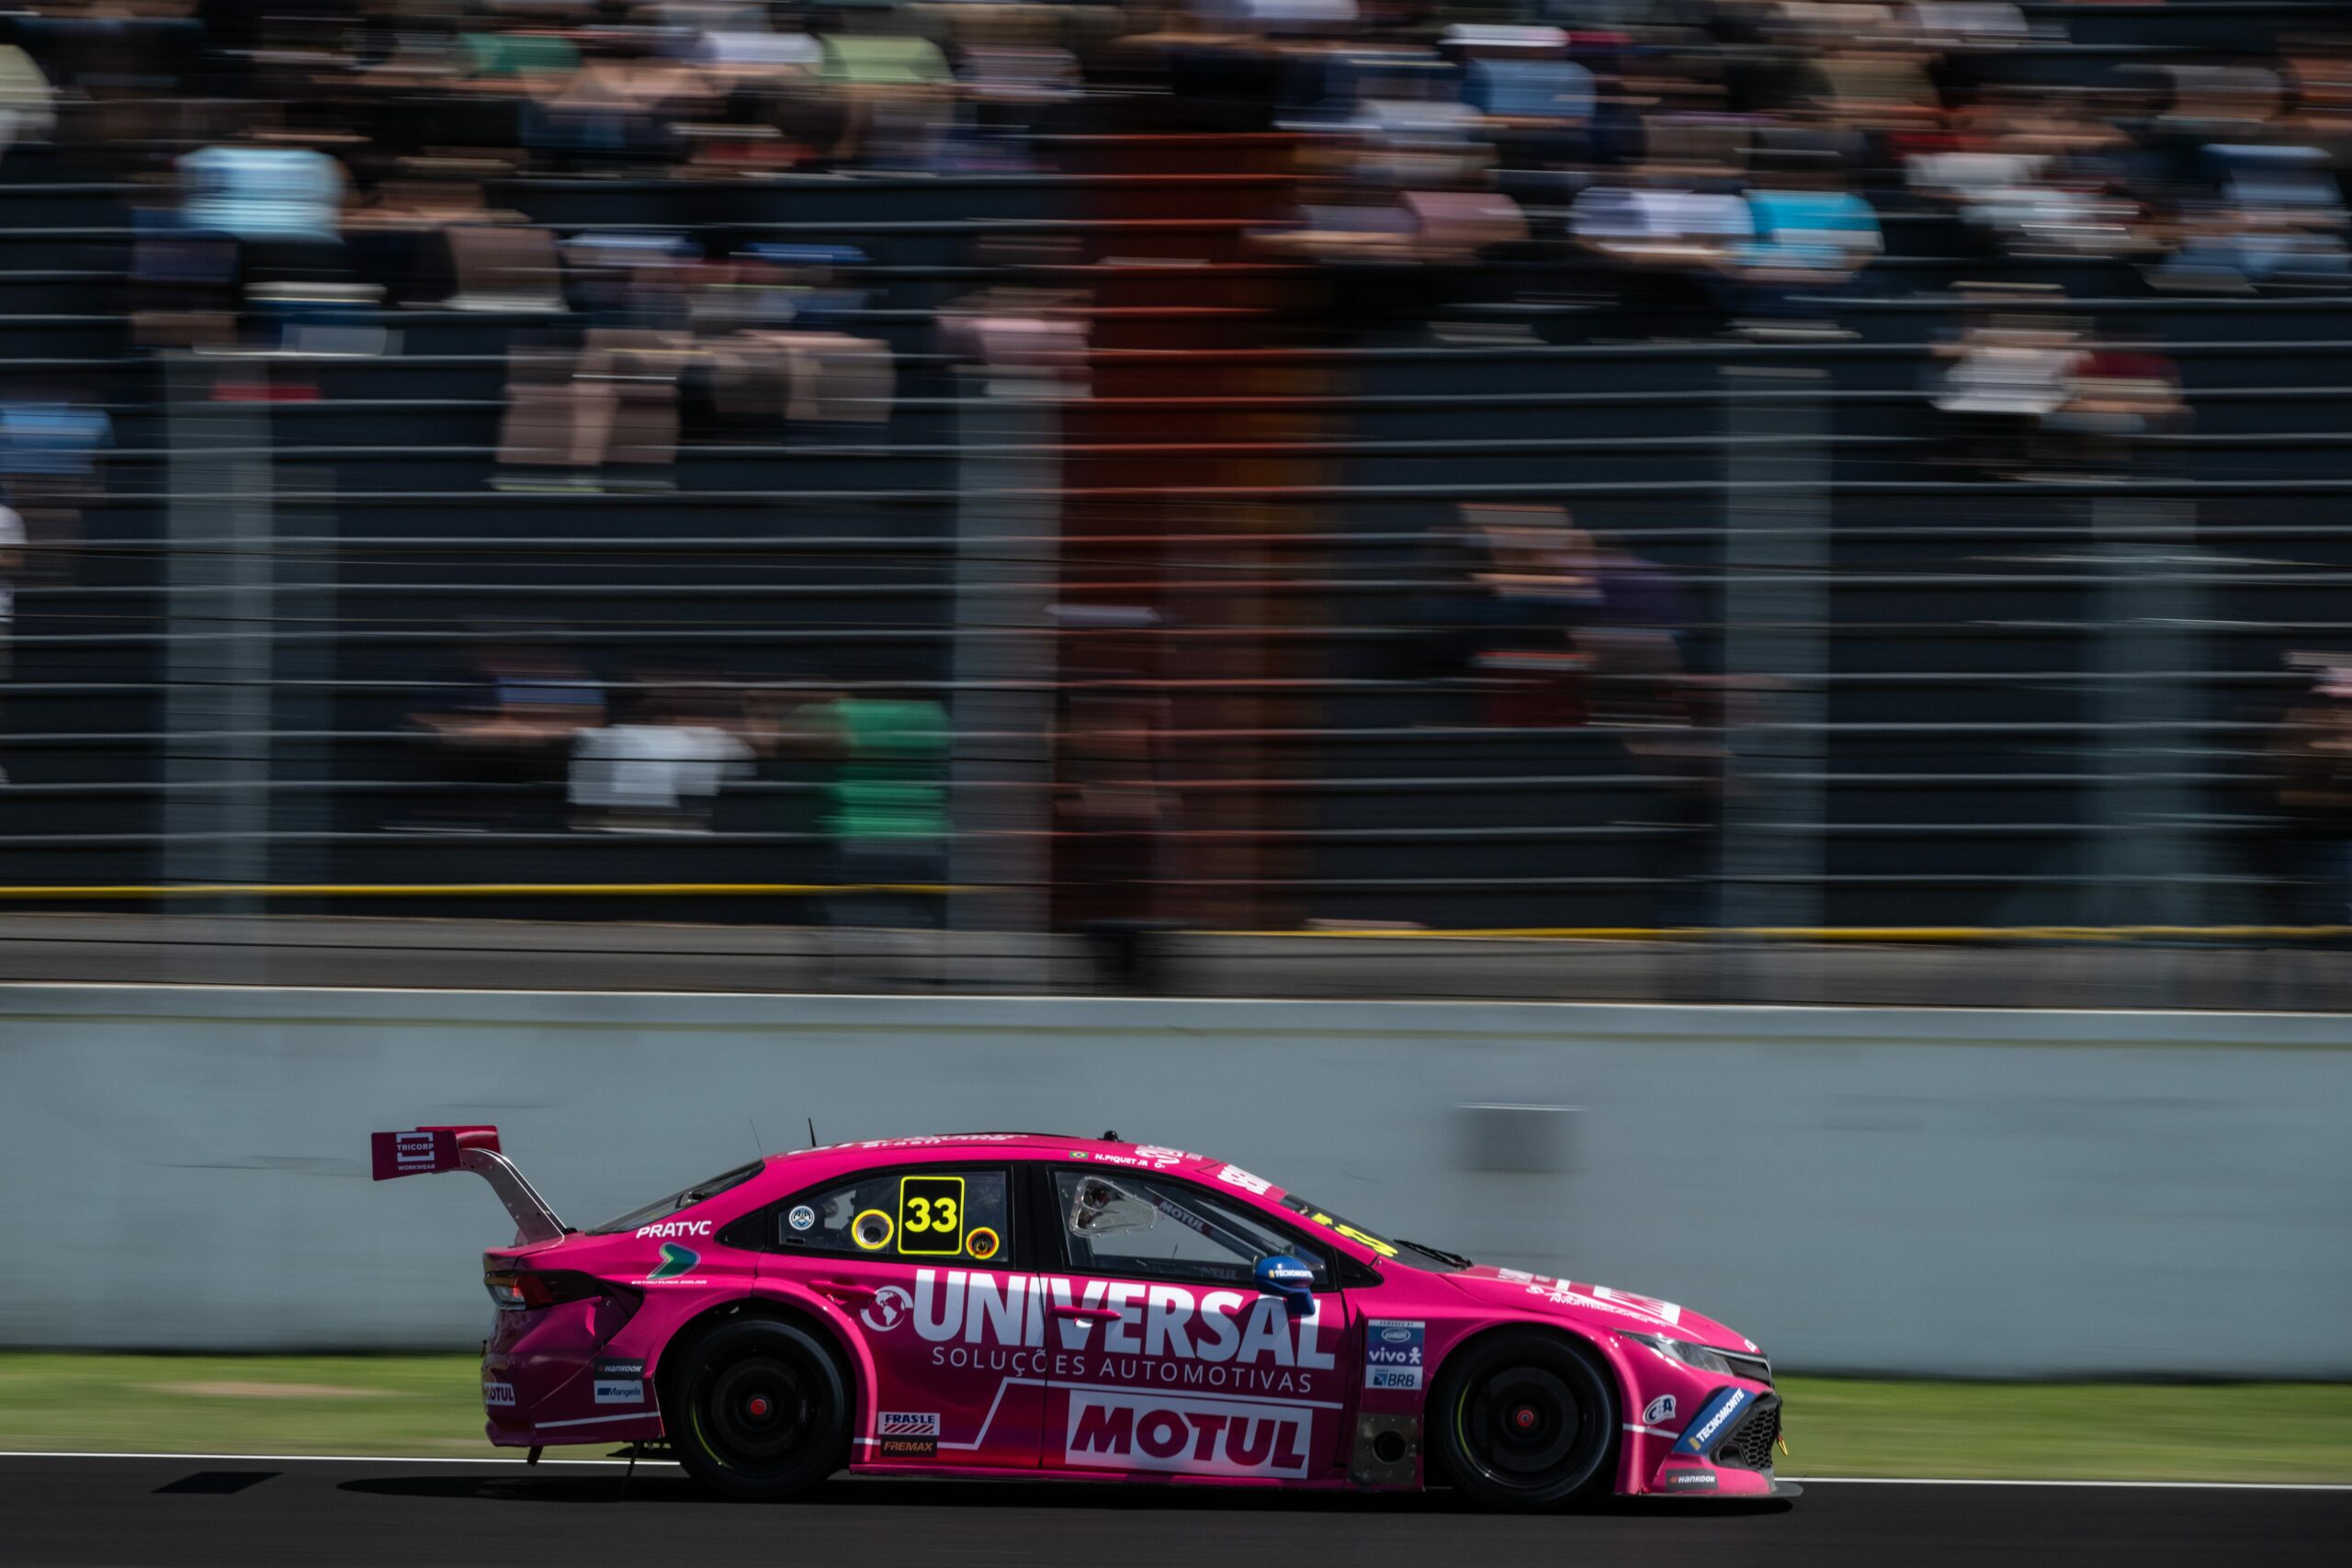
[870,1269,1336,1395]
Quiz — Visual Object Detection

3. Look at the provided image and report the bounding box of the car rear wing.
[370,1125,567,1247]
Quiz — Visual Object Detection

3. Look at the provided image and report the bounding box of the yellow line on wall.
[1226,925,2352,942]
[0,884,960,898]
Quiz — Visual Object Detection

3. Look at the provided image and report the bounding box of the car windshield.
[1278,1194,1470,1272]
[588,1160,765,1235]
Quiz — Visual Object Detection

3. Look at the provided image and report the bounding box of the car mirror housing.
[1252,1254,1317,1316]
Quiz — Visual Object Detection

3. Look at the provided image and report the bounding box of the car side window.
[774,1168,1012,1264]
[1055,1169,1329,1289]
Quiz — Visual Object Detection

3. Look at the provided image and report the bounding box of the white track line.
[0,1450,673,1468]
[1783,1476,2352,1493]
[0,1452,2346,1490]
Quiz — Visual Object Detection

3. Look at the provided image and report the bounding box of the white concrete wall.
[2,987,2346,1376]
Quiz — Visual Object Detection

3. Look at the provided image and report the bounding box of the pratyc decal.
[1066,1391,1312,1479]
[865,1269,1335,1395]
[634,1220,713,1240]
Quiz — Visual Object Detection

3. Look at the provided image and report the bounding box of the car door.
[1035,1165,1353,1483]
[761,1162,1042,1470]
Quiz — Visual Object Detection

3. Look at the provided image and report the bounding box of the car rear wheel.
[1432,1330,1618,1510]
[670,1319,849,1501]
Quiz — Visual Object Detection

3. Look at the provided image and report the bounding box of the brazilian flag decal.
[648,1243,699,1280]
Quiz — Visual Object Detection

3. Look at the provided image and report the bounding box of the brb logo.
[1065,1391,1312,1479]
[862,1285,913,1333]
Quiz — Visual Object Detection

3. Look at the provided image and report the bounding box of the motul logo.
[1065,1391,1311,1479]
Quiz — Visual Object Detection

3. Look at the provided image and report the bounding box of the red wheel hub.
[748,1396,773,1418]
[1512,1406,1537,1430]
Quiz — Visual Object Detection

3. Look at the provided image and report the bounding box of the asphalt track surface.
[6,1457,2346,1567]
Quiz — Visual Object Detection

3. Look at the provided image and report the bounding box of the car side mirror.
[1253,1254,1317,1317]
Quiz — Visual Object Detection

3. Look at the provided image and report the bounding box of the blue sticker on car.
[1364,1319,1426,1391]
[1673,1387,1749,1456]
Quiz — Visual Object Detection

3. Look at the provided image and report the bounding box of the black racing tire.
[1430,1329,1620,1510]
[668,1318,850,1501]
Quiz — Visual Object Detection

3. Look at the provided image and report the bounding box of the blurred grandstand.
[0,0,2347,1002]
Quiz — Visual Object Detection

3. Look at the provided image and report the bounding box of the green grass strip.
[0,1355,2345,1483]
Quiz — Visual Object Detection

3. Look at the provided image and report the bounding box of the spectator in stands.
[2148,143,2352,292]
[748,684,952,957]
[2041,336,2187,475]
[1927,307,2092,476]
[817,689,950,932]
[0,497,22,781]
[570,672,754,833]
[1053,685,1177,992]
[1456,502,1598,729]
[1728,140,1884,320]
[0,392,109,581]
[2257,663,2352,929]
[0,42,55,164]
[1563,525,1695,728]
[177,133,350,302]
[407,642,605,832]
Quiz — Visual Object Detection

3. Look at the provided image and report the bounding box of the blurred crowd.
[1,0,2351,958]
[0,0,2336,467]
[0,3,2339,357]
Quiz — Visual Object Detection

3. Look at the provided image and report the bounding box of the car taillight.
[484,1269,604,1312]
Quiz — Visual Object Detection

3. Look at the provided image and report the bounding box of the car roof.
[768,1132,1245,1182]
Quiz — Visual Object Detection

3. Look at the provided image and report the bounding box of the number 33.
[905,1196,959,1233]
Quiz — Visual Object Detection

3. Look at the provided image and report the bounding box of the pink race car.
[373,1125,1790,1508]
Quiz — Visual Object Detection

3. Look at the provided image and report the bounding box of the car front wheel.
[670,1319,849,1501]
[1431,1329,1619,1509]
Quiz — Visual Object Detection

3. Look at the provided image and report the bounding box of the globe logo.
[862,1285,913,1333]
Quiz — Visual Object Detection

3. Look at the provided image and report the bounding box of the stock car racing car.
[373,1125,1789,1507]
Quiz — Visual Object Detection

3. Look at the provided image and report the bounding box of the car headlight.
[1622,1331,1734,1375]
[1622,1331,1770,1384]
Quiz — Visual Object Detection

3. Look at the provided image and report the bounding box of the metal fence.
[3,169,2352,998]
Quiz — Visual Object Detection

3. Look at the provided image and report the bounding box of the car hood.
[1442,1265,1758,1353]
